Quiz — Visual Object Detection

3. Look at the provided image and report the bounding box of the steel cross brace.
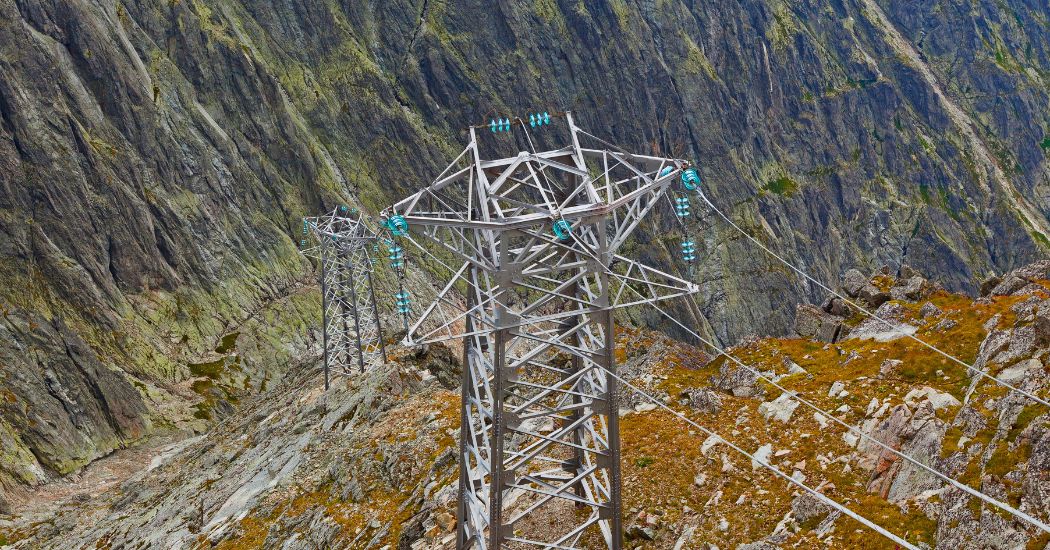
[303,208,387,388]
[388,113,697,549]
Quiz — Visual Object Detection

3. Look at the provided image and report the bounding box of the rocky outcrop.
[979,275,1002,297]
[1035,303,1050,347]
[0,312,149,486]
[989,261,1050,297]
[856,284,891,309]
[683,388,723,414]
[842,270,869,298]
[890,276,930,302]
[6,352,462,549]
[793,304,848,343]
[712,361,762,398]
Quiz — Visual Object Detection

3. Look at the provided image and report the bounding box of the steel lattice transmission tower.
[387,112,697,549]
[303,208,387,388]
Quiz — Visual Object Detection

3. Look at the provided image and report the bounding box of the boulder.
[858,284,891,308]
[411,343,461,390]
[974,329,1012,370]
[847,302,918,342]
[903,387,960,411]
[918,302,942,318]
[878,359,902,378]
[752,444,773,471]
[1009,260,1050,281]
[890,276,928,301]
[1011,296,1043,319]
[979,274,1002,297]
[842,269,868,297]
[994,325,1037,365]
[758,393,799,423]
[885,419,945,501]
[701,434,722,457]
[683,388,722,414]
[997,359,1040,385]
[626,525,656,541]
[1036,302,1050,346]
[712,364,762,398]
[813,412,829,429]
[821,296,851,317]
[991,274,1029,296]
[791,493,831,524]
[783,357,806,375]
[794,304,848,343]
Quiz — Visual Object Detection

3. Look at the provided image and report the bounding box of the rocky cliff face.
[0,0,1048,510]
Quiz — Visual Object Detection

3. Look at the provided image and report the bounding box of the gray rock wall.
[0,0,1047,492]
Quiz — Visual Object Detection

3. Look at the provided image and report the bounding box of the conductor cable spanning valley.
[635,290,1050,535]
[563,226,1050,536]
[695,191,1050,410]
[605,369,922,550]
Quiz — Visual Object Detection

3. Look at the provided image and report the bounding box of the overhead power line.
[606,368,922,550]
[695,191,1050,410]
[569,215,1050,536]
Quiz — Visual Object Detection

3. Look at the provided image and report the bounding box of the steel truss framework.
[303,209,387,387]
[388,113,697,549]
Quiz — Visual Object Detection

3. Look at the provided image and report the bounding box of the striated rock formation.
[4,264,1047,549]
[1,0,1049,526]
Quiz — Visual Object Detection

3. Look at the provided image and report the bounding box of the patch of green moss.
[806,165,835,178]
[1007,406,1042,442]
[993,44,1023,73]
[1040,137,1050,151]
[919,183,932,204]
[765,176,799,196]
[926,185,961,221]
[534,0,559,22]
[189,358,226,379]
[609,0,630,28]
[766,1,799,51]
[798,513,823,531]
[941,425,964,458]
[680,32,718,80]
[986,135,1023,175]
[190,377,241,421]
[986,441,1031,477]
[193,404,213,421]
[215,332,240,353]
[191,379,214,394]
[918,135,935,155]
